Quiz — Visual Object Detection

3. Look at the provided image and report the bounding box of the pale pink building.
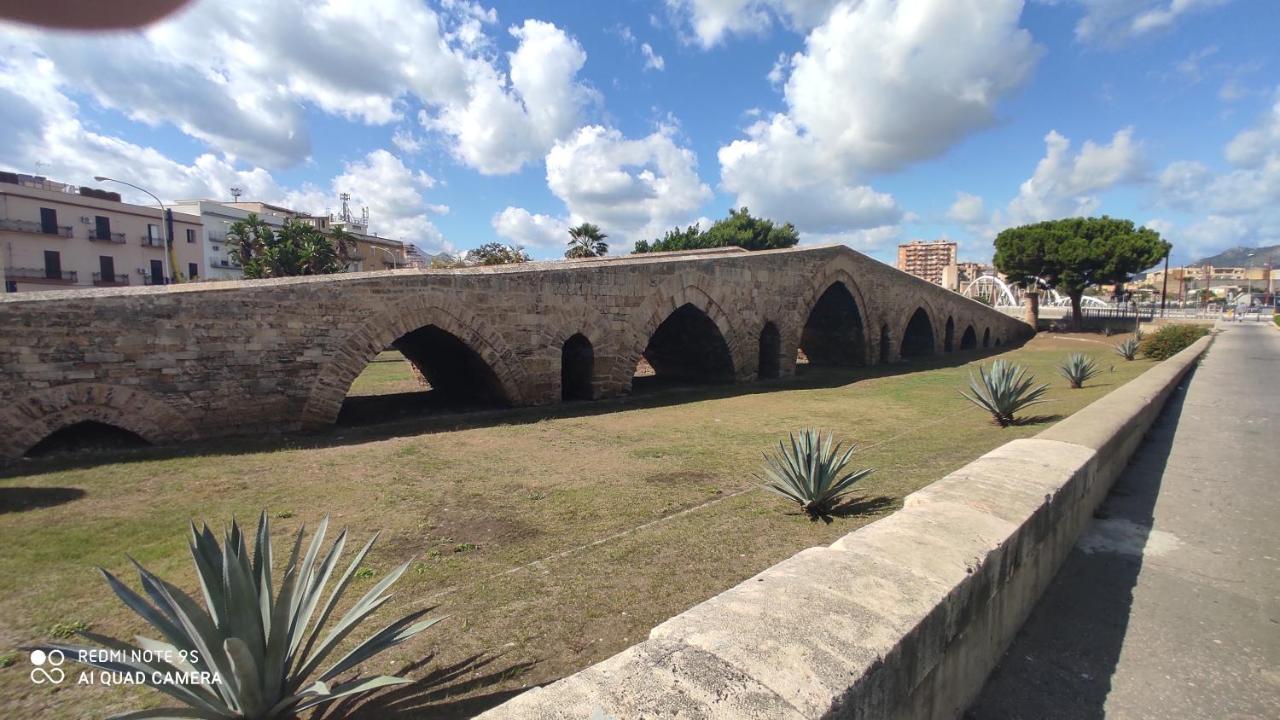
[1,173,203,293]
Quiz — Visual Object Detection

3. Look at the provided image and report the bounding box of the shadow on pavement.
[965,367,1195,720]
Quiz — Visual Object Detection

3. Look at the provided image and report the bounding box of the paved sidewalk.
[969,322,1280,720]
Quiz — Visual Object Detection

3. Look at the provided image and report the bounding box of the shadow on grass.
[316,652,538,720]
[1010,413,1065,427]
[781,494,899,525]
[2,342,1024,479]
[0,486,85,513]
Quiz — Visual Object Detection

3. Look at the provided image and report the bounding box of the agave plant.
[1115,337,1139,361]
[758,430,874,519]
[960,359,1050,427]
[33,513,440,719]
[1058,352,1102,389]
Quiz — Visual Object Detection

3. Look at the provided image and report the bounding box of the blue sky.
[1,0,1277,267]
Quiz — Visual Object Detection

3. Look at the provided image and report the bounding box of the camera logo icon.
[30,649,66,685]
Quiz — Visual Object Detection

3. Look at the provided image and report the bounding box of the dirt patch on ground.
[641,470,719,486]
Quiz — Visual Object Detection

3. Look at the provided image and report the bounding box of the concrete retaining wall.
[476,335,1213,720]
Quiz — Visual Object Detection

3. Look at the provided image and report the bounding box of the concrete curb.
[476,334,1214,720]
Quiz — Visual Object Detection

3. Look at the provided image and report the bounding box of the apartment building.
[169,200,290,280]
[1,173,203,293]
[897,239,958,286]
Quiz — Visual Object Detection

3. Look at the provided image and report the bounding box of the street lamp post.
[94,176,173,284]
[1247,252,1255,309]
[372,245,401,269]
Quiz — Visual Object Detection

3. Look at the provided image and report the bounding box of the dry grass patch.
[0,335,1154,719]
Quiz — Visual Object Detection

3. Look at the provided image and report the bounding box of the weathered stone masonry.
[0,245,1030,459]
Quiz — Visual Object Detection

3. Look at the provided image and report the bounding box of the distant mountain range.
[1191,244,1280,267]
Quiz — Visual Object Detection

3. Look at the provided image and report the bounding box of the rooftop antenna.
[230,187,243,202]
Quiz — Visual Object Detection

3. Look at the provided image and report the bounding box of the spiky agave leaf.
[1114,337,1139,361]
[960,359,1050,427]
[758,430,874,518]
[1058,352,1102,389]
[29,512,439,720]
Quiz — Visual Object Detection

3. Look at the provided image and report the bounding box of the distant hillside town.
[0,171,437,294]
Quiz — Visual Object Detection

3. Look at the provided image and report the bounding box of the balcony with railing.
[5,267,78,283]
[139,235,165,248]
[141,275,169,286]
[0,218,74,237]
[88,229,127,244]
[92,272,130,286]
[210,258,243,269]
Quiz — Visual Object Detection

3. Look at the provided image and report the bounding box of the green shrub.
[758,430,874,519]
[1114,337,1139,361]
[1058,353,1102,389]
[0,651,17,668]
[960,360,1050,427]
[33,512,441,719]
[1139,324,1211,360]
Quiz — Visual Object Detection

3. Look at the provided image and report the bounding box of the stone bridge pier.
[0,245,1031,459]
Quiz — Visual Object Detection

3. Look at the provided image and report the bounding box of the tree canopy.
[633,207,800,253]
[565,222,608,258]
[994,216,1170,328]
[466,242,531,266]
[227,215,344,279]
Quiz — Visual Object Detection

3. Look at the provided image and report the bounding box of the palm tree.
[330,226,358,268]
[226,213,273,276]
[566,223,608,259]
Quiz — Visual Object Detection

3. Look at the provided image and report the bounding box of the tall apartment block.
[897,239,958,286]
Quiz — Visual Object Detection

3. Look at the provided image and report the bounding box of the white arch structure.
[962,275,1019,307]
[962,275,1109,309]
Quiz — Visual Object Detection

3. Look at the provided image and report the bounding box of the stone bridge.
[0,245,1030,459]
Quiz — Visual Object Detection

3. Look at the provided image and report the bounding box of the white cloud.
[948,192,988,225]
[391,128,427,155]
[291,150,447,247]
[492,207,570,248]
[641,43,666,71]
[1158,94,1280,218]
[1054,0,1235,45]
[0,1,591,176]
[717,0,1038,235]
[545,125,712,242]
[425,19,593,175]
[1004,127,1145,224]
[665,0,842,47]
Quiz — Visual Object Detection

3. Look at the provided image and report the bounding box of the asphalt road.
[968,321,1280,720]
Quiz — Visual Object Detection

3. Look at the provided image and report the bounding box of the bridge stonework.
[0,245,1030,459]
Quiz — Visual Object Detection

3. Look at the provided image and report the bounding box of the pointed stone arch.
[0,383,196,458]
[944,316,955,352]
[983,327,991,348]
[960,325,978,350]
[301,296,529,429]
[800,281,870,366]
[793,264,876,367]
[900,307,937,359]
[618,283,748,391]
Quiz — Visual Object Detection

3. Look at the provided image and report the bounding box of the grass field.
[0,333,1153,719]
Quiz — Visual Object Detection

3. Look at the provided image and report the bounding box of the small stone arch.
[758,321,783,380]
[879,324,892,364]
[0,383,196,458]
[960,325,977,350]
[301,296,529,429]
[983,327,991,348]
[561,333,595,401]
[944,316,955,352]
